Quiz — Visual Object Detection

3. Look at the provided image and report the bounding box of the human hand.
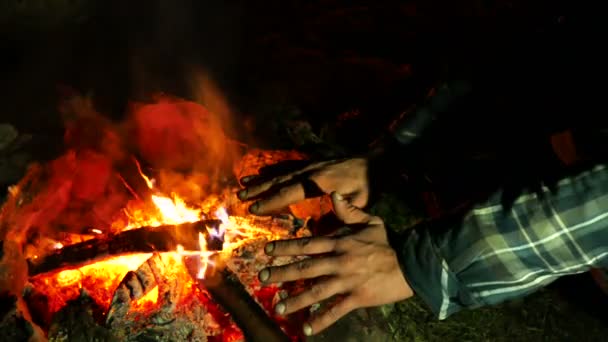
[238,158,369,215]
[258,192,413,336]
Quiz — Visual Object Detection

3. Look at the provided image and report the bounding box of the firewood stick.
[183,256,290,342]
[27,220,222,277]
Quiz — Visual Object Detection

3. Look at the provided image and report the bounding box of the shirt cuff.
[387,224,480,319]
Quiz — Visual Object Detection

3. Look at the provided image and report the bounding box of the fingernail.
[237,190,247,200]
[303,323,313,336]
[275,302,286,315]
[264,242,275,255]
[333,192,344,201]
[249,202,260,214]
[258,268,270,282]
[279,290,289,300]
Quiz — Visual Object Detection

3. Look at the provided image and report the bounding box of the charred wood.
[48,290,116,342]
[184,256,290,342]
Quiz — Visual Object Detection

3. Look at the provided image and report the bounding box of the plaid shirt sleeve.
[395,163,608,319]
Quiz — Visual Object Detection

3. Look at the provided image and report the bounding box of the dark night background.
[1,0,607,340]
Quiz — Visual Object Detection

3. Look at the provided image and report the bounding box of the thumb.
[331,192,372,225]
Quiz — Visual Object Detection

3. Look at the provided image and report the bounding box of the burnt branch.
[27,220,223,277]
[184,256,290,342]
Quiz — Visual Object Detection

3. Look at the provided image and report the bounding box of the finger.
[239,161,327,201]
[264,236,337,256]
[259,257,339,283]
[257,160,313,178]
[331,192,372,225]
[349,190,369,210]
[248,182,305,215]
[276,276,352,315]
[239,174,259,186]
[238,174,295,201]
[239,160,312,187]
[303,297,357,336]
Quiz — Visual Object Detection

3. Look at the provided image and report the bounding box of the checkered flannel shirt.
[396,163,608,319]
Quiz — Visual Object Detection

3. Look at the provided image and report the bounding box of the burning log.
[104,253,211,341]
[105,253,166,326]
[184,256,290,342]
[28,220,223,277]
[203,272,289,342]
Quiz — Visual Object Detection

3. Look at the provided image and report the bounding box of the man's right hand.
[237,158,370,215]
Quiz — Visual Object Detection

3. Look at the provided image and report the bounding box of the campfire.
[0,93,330,341]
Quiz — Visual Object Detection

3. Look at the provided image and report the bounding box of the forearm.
[391,163,608,319]
[366,81,473,198]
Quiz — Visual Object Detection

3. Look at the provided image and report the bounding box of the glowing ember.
[29,254,155,315]
[133,286,159,310]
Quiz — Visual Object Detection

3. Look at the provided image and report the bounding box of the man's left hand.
[258,192,413,336]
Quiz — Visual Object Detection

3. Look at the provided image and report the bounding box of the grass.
[383,289,606,342]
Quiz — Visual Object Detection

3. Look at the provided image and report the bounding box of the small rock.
[0,124,18,151]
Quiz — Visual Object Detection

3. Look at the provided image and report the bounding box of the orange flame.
[150,194,201,224]
[135,158,155,189]
[197,232,209,279]
[0,94,317,339]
